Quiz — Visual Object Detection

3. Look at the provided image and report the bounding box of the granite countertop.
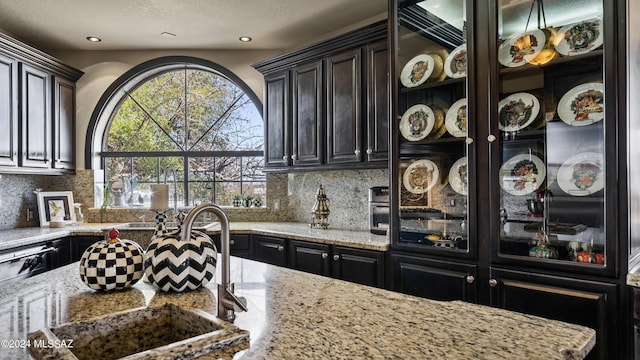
[1,258,595,360]
[0,222,389,252]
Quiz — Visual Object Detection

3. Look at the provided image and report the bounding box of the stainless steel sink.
[28,304,249,360]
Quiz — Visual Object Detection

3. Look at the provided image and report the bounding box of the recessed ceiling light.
[161,32,177,38]
[239,36,252,42]
[86,36,101,42]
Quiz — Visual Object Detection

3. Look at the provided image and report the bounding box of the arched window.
[96,57,264,208]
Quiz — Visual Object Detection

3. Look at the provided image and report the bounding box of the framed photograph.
[37,191,76,227]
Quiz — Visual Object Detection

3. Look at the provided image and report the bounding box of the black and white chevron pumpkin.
[143,229,217,292]
[79,228,144,291]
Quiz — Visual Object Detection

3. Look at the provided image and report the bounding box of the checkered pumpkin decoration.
[79,229,144,291]
[144,229,217,292]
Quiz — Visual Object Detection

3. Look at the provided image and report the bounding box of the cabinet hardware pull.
[487,134,497,143]
[322,253,328,259]
[489,279,498,287]
[278,245,284,252]
[333,254,340,261]
[291,154,297,160]
[366,148,373,155]
[354,149,361,156]
[466,275,475,284]
[465,138,474,144]
[282,155,288,160]
[230,240,235,245]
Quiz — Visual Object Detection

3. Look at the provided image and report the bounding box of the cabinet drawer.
[250,235,287,267]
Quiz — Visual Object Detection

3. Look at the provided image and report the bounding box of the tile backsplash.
[0,168,389,231]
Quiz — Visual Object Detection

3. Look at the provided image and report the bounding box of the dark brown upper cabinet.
[326,48,362,164]
[0,53,18,167]
[292,60,324,167]
[20,63,51,169]
[253,20,388,172]
[53,76,76,170]
[0,32,83,175]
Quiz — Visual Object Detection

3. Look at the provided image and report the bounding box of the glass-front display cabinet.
[391,0,617,272]
[390,0,473,257]
[492,0,614,274]
[390,1,626,358]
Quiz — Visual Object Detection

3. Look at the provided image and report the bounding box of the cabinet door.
[490,268,618,360]
[0,53,18,167]
[326,48,362,164]
[390,253,477,302]
[365,41,389,163]
[70,236,102,262]
[292,60,323,166]
[490,0,618,278]
[288,240,331,276]
[264,71,290,167]
[332,246,384,288]
[53,76,75,170]
[250,235,287,267]
[20,64,51,168]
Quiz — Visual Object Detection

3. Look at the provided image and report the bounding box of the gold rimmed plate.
[499,153,546,196]
[400,104,435,141]
[445,98,467,137]
[554,18,603,56]
[498,29,546,67]
[557,152,604,196]
[444,44,467,78]
[400,54,435,88]
[557,82,604,126]
[498,92,540,132]
[403,159,439,194]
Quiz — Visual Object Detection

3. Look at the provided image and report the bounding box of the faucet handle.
[224,286,248,312]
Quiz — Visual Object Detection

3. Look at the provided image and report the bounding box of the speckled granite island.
[1,256,594,360]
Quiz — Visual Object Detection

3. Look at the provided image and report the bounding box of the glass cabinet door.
[393,0,470,253]
[495,0,607,265]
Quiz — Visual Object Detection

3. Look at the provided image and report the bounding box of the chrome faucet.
[164,167,180,222]
[181,203,248,322]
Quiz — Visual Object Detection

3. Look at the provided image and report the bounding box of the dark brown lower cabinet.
[249,235,288,267]
[211,234,251,258]
[70,236,102,262]
[489,268,618,360]
[390,253,477,302]
[332,246,384,287]
[288,240,331,276]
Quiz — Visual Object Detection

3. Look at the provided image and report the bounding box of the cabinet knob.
[230,239,235,245]
[333,254,340,261]
[322,252,328,259]
[278,245,284,252]
[291,154,297,160]
[354,149,361,156]
[466,275,475,284]
[366,148,373,155]
[465,137,474,144]
[487,134,497,143]
[283,155,288,160]
[489,279,498,287]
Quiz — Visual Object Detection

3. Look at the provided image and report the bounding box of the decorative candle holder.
[310,184,330,229]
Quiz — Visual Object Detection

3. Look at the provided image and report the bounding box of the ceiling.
[0,0,387,52]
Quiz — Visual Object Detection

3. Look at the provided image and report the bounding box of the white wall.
[50,49,282,170]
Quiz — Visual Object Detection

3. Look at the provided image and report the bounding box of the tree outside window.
[101,63,264,208]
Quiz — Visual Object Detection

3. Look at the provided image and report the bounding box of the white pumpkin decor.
[79,228,145,291]
[143,228,217,292]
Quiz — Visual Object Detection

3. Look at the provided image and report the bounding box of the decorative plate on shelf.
[557,152,604,196]
[444,44,467,78]
[448,156,468,196]
[498,29,546,67]
[498,92,540,132]
[557,82,604,125]
[400,104,435,141]
[400,54,435,88]
[554,18,603,56]
[403,159,440,194]
[499,154,546,196]
[445,98,468,137]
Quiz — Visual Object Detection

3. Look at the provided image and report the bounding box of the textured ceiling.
[0,0,387,51]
